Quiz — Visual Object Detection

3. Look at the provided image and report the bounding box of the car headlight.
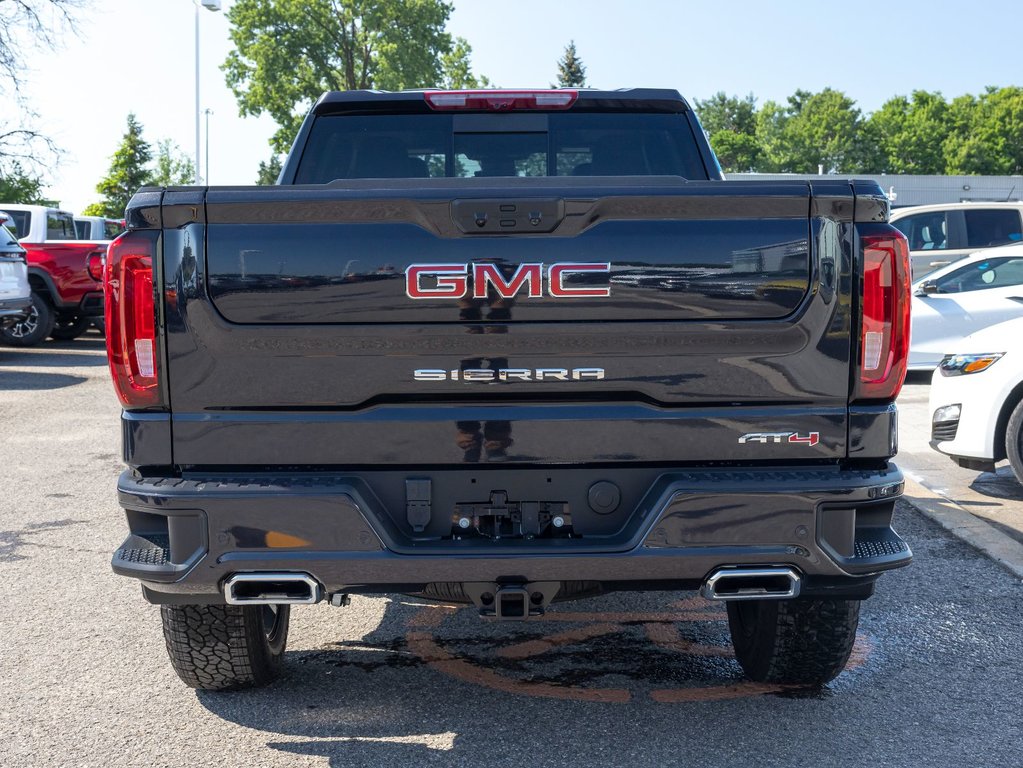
[938,352,1004,376]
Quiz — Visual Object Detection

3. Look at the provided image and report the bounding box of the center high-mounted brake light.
[104,230,162,408]
[855,227,911,401]
[424,89,578,111]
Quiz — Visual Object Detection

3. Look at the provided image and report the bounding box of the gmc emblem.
[405,262,611,300]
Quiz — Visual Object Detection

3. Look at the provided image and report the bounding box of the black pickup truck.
[107,88,913,691]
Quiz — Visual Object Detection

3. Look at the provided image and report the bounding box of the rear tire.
[160,603,290,690]
[726,598,860,685]
[49,315,91,341]
[1004,399,1023,485]
[0,291,55,347]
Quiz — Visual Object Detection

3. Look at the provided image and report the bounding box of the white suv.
[891,202,1023,279]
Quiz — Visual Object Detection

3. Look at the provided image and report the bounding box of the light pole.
[194,0,221,184]
[204,108,213,184]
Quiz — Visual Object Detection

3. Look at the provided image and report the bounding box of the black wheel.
[726,598,860,685]
[49,314,92,341]
[1004,399,1023,485]
[160,603,290,690]
[92,317,105,336]
[0,291,55,347]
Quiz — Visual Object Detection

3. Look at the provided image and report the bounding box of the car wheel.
[726,598,860,685]
[161,603,290,690]
[0,291,56,347]
[1004,399,1023,485]
[49,315,92,341]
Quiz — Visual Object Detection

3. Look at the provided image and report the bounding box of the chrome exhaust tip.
[700,566,801,601]
[224,572,321,606]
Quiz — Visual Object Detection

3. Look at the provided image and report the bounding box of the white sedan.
[928,316,1023,483]
[909,244,1023,370]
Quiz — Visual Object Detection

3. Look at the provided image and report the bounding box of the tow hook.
[463,581,561,620]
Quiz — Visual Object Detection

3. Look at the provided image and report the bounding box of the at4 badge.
[738,432,820,446]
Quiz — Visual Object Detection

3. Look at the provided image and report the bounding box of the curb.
[901,475,1023,580]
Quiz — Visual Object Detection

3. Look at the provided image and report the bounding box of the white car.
[891,201,1023,279]
[928,316,1023,483]
[909,245,1023,371]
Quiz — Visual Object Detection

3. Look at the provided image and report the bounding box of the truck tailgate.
[162,180,854,466]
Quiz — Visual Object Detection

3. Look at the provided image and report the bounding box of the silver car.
[0,216,31,335]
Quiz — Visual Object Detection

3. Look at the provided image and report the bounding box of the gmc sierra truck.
[107,88,913,691]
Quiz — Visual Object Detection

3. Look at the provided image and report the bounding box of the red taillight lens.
[424,89,578,111]
[105,231,161,408]
[87,251,104,281]
[855,227,911,401]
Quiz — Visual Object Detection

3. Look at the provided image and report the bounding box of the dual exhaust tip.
[222,566,801,607]
[700,566,801,601]
[224,572,321,606]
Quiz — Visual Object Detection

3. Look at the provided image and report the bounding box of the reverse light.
[424,89,578,111]
[938,353,1004,376]
[855,227,912,401]
[104,231,162,408]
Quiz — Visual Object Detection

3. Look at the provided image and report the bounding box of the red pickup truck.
[0,204,107,345]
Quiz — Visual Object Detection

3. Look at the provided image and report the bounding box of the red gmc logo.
[405,262,611,300]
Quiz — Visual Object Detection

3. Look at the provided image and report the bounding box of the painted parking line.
[402,597,872,704]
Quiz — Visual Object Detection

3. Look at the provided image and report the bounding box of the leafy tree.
[79,202,107,217]
[223,0,486,154]
[867,91,949,174]
[694,92,759,172]
[0,162,53,204]
[944,87,1023,174]
[256,154,283,185]
[1,1,81,176]
[555,41,586,87]
[755,88,874,173]
[151,140,195,186]
[90,114,154,218]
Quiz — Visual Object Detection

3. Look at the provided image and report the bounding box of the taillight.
[424,89,577,111]
[105,231,161,408]
[87,251,104,281]
[855,227,911,401]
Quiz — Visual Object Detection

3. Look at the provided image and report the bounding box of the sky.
[9,0,1023,213]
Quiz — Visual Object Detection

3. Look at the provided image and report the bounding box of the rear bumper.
[0,296,31,323]
[113,464,911,604]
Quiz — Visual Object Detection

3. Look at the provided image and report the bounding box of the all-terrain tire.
[1004,398,1023,485]
[726,598,860,685]
[160,603,290,690]
[0,291,55,347]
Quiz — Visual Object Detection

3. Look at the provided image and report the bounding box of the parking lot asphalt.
[2,338,1022,768]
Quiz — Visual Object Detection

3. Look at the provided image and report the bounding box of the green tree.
[0,162,52,204]
[256,154,283,184]
[694,92,759,172]
[944,87,1023,174]
[223,0,485,154]
[867,91,949,174]
[555,41,586,87]
[151,140,195,186]
[90,114,154,218]
[756,88,874,173]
